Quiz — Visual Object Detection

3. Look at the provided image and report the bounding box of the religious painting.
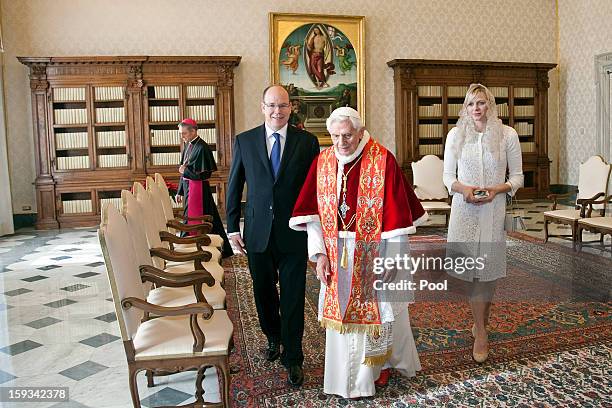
[270,13,365,144]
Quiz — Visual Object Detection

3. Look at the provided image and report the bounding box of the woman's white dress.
[442,125,523,282]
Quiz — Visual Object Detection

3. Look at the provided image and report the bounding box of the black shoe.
[287,365,304,387]
[265,342,280,362]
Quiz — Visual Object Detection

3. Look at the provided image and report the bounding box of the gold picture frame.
[269,12,365,145]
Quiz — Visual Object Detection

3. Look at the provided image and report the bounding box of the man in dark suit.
[226,85,319,387]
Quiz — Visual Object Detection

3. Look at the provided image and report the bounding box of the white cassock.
[289,133,427,398]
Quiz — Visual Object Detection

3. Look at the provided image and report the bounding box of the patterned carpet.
[225,234,611,407]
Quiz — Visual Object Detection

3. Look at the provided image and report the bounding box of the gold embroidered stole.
[316,139,387,335]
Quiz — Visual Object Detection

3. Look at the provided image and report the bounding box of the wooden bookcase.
[19,56,241,229]
[387,59,556,199]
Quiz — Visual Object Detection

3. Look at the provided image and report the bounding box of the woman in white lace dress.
[442,84,523,363]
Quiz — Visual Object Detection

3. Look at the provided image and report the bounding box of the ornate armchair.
[99,203,233,407]
[577,194,612,249]
[544,156,611,242]
[411,155,451,227]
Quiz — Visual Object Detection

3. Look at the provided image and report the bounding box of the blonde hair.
[451,83,504,158]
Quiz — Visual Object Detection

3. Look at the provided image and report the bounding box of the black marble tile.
[140,387,191,408]
[61,284,90,292]
[59,361,108,381]
[0,340,43,356]
[61,248,81,253]
[74,272,100,279]
[0,369,16,385]
[79,333,120,348]
[94,312,117,323]
[37,265,61,271]
[25,316,62,329]
[51,255,72,261]
[44,299,77,308]
[4,288,32,297]
[21,275,49,282]
[85,261,104,267]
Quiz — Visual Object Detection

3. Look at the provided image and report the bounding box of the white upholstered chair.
[411,155,451,226]
[99,203,233,407]
[577,194,612,248]
[151,174,225,249]
[133,181,222,263]
[121,190,226,310]
[544,155,611,242]
[132,183,225,283]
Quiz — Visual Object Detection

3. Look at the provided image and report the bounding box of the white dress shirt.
[265,123,288,159]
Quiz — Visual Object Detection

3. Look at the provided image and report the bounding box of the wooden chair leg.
[146,369,154,388]
[219,359,231,408]
[195,365,208,403]
[129,367,142,408]
[544,219,549,242]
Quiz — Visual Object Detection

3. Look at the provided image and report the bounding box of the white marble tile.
[3,343,95,378]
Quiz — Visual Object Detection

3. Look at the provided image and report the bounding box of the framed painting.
[269,12,365,144]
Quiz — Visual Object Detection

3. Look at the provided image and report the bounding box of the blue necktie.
[270,132,281,179]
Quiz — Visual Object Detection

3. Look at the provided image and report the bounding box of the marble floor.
[0,230,221,408]
[0,200,609,407]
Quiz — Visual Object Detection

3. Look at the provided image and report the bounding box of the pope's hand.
[316,254,331,286]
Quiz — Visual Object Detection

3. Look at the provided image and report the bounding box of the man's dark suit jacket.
[226,124,320,253]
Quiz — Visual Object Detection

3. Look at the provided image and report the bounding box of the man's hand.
[230,234,247,255]
[179,165,186,174]
[316,254,331,286]
[175,194,183,204]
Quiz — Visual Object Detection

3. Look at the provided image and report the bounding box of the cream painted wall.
[2,0,556,214]
[558,0,612,185]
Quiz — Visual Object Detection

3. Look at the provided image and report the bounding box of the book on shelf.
[497,103,509,116]
[418,124,443,139]
[151,129,180,146]
[418,104,442,117]
[489,87,508,98]
[212,192,218,205]
[62,199,93,214]
[187,105,215,122]
[447,86,468,98]
[514,105,534,116]
[520,142,536,153]
[212,151,218,162]
[186,85,215,99]
[53,87,86,102]
[97,130,126,147]
[95,86,124,101]
[98,154,128,168]
[197,128,216,144]
[95,107,125,123]
[447,104,463,116]
[151,152,181,166]
[54,108,88,125]
[418,144,444,156]
[57,156,90,170]
[514,87,534,98]
[100,197,122,210]
[417,85,442,97]
[514,122,533,136]
[153,86,179,99]
[56,132,88,149]
[149,106,180,122]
